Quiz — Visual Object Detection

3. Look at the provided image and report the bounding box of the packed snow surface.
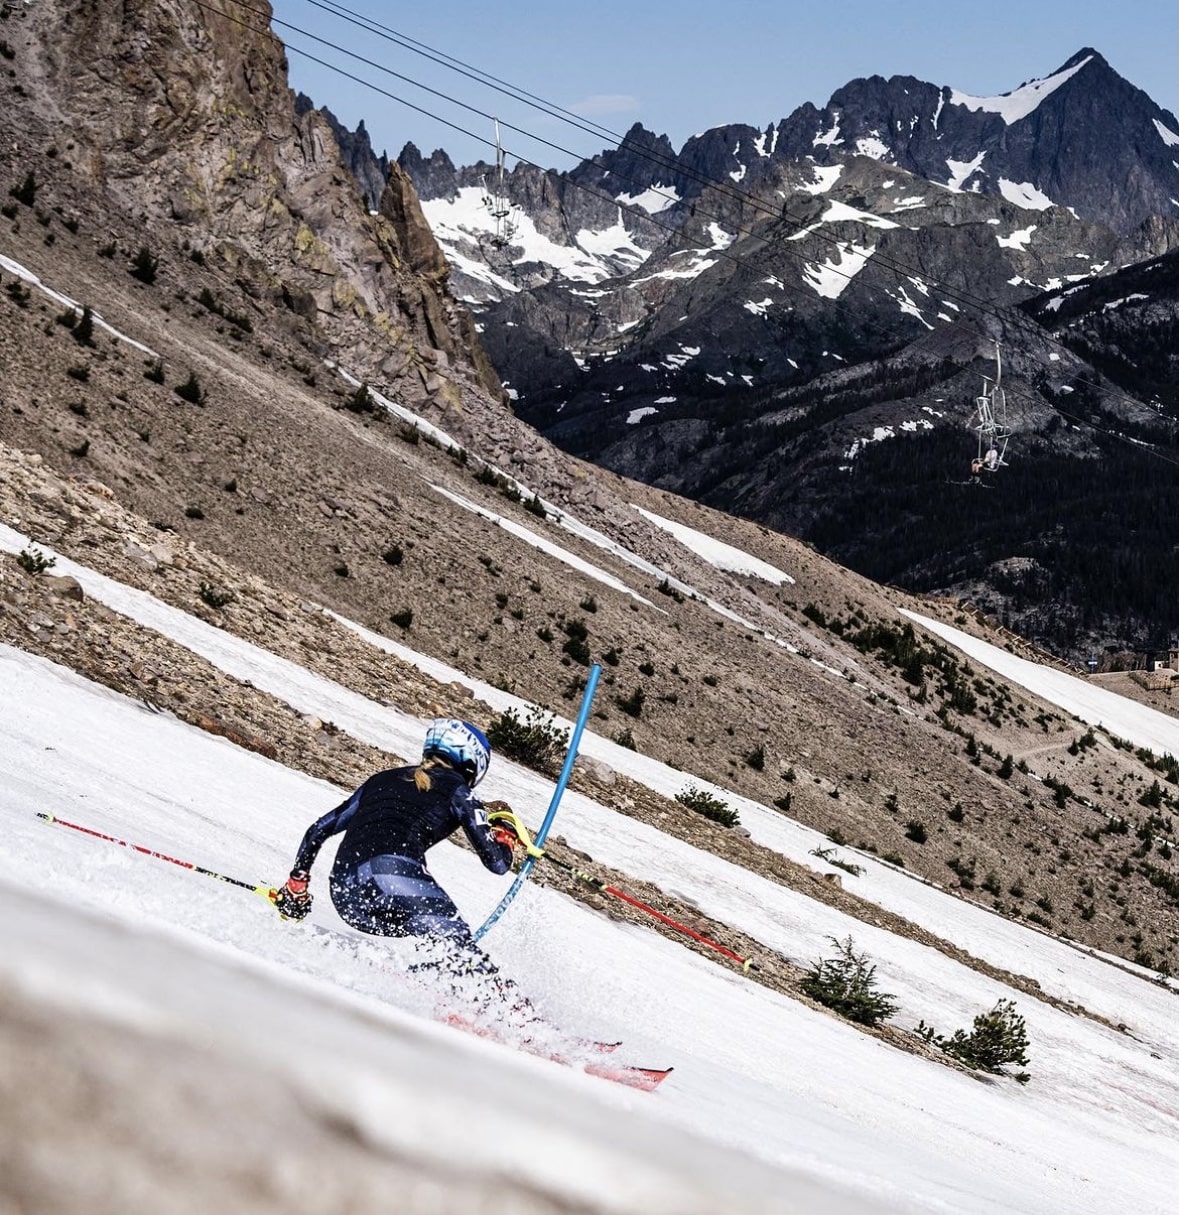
[4,512,1179,1212]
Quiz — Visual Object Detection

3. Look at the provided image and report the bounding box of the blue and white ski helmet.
[422,718,492,787]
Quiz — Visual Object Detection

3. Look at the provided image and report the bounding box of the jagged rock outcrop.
[1,0,503,405]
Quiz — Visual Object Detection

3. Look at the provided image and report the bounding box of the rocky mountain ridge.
[361,46,1179,661]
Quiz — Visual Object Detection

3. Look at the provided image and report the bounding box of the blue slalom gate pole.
[473,664,601,942]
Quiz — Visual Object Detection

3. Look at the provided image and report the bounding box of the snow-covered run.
[426,485,653,606]
[631,506,795,585]
[4,507,1179,1211]
[901,610,1179,760]
[949,56,1093,124]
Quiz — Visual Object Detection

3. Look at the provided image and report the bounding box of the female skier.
[271,718,532,973]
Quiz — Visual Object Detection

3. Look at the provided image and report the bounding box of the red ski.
[444,1012,671,1090]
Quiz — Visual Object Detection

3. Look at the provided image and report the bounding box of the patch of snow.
[944,152,986,192]
[1152,118,1179,147]
[1102,294,1150,311]
[813,115,843,147]
[855,135,891,159]
[800,242,876,299]
[997,224,1037,250]
[744,298,774,315]
[949,56,1093,124]
[998,180,1056,210]
[615,186,681,214]
[632,507,795,585]
[626,407,658,424]
[799,164,844,195]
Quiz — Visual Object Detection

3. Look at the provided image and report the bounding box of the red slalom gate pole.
[542,852,758,973]
[36,812,274,900]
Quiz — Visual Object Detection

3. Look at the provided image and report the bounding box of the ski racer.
[271,718,534,971]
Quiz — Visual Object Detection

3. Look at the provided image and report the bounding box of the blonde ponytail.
[413,756,455,791]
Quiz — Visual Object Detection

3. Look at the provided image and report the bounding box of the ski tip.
[586,1062,673,1091]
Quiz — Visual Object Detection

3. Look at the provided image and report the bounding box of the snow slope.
[4,531,1179,1211]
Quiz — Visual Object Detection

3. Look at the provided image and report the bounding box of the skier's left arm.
[455,788,514,875]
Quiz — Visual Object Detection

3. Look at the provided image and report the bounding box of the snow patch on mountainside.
[800,243,875,299]
[421,188,651,290]
[616,186,681,214]
[998,179,1056,210]
[944,152,986,192]
[949,55,1093,124]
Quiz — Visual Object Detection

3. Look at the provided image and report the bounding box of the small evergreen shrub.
[801,937,898,1027]
[17,546,56,575]
[675,784,739,828]
[130,246,158,284]
[144,359,165,383]
[486,706,570,777]
[71,305,95,346]
[744,743,765,771]
[9,172,36,206]
[382,544,404,566]
[524,493,547,519]
[174,372,205,404]
[390,608,413,629]
[561,617,590,665]
[346,382,376,414]
[917,999,1030,1081]
[198,582,233,609]
[616,686,645,718]
[905,820,928,844]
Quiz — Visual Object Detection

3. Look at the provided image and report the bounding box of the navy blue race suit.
[292,764,512,946]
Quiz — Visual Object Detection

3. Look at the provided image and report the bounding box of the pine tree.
[801,937,898,1027]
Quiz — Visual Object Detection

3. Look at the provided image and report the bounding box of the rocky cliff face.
[1,0,503,410]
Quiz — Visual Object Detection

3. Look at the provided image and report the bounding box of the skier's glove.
[486,807,544,858]
[271,870,313,921]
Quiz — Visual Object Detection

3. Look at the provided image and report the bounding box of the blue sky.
[269,0,1178,170]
